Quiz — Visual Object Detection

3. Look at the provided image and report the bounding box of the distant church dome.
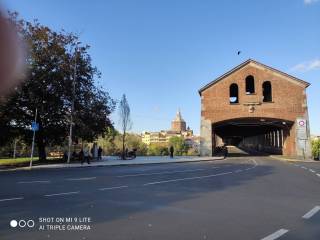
[171,109,186,132]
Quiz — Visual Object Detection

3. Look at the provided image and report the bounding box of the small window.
[263,81,272,102]
[229,83,239,103]
[245,75,255,94]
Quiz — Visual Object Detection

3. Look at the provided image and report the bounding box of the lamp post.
[67,45,78,164]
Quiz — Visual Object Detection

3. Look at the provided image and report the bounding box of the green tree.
[312,138,320,159]
[147,143,169,156]
[169,136,189,156]
[0,12,115,161]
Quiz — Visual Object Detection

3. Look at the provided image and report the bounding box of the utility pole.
[67,46,78,164]
[30,108,38,168]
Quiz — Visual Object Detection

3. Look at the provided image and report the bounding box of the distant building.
[141,110,199,148]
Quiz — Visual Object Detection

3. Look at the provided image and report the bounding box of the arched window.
[229,83,239,103]
[263,81,272,102]
[245,75,255,94]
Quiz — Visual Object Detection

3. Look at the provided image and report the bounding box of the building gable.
[198,59,310,96]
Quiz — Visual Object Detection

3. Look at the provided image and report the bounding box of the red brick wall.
[200,63,308,156]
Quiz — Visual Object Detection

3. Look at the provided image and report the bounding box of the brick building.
[199,59,311,159]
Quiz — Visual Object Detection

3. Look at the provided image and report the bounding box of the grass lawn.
[0,157,39,165]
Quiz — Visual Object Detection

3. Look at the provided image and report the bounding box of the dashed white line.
[0,197,24,202]
[17,180,50,184]
[261,229,289,240]
[44,191,80,197]
[316,174,320,177]
[117,169,207,177]
[302,206,320,219]
[66,177,96,181]
[301,166,307,169]
[309,169,315,173]
[98,185,128,191]
[143,171,234,186]
[234,169,243,173]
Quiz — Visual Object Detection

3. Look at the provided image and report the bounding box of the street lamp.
[67,44,79,164]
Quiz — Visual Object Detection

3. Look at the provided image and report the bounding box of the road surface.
[0,153,319,239]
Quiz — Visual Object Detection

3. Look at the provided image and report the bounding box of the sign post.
[30,108,39,168]
[296,118,307,160]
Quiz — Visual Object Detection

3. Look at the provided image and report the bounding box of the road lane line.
[66,177,96,181]
[143,171,233,186]
[117,169,207,177]
[302,206,320,219]
[316,174,320,177]
[234,169,243,173]
[45,191,80,197]
[99,185,128,191]
[0,197,24,202]
[309,169,315,173]
[17,180,50,184]
[301,166,307,169]
[261,229,289,240]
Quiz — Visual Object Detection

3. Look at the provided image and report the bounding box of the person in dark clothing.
[79,149,84,164]
[169,145,174,158]
[98,146,102,161]
[223,145,228,158]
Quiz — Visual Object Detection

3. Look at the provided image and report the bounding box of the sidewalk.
[269,155,318,163]
[0,156,225,171]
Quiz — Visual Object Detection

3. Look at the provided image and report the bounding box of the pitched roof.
[198,59,310,96]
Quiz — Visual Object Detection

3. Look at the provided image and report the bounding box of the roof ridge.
[198,59,310,95]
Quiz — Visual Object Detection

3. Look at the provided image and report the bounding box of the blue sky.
[3,0,320,135]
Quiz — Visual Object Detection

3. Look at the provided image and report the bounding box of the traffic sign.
[31,121,39,131]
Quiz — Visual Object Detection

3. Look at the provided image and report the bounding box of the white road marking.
[261,229,289,240]
[316,174,320,177]
[17,180,50,184]
[309,169,315,173]
[99,185,128,191]
[143,171,233,186]
[234,169,243,173]
[301,166,307,169]
[66,177,96,181]
[44,191,80,197]
[117,169,207,177]
[294,164,299,167]
[302,206,320,219]
[0,197,24,202]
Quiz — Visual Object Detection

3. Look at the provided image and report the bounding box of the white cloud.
[304,0,319,4]
[290,59,320,72]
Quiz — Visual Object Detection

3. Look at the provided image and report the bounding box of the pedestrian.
[98,146,102,161]
[169,145,174,158]
[84,147,90,164]
[223,145,228,158]
[79,149,84,164]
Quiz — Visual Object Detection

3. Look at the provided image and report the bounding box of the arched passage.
[212,118,294,155]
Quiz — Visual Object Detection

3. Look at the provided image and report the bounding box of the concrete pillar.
[200,118,212,156]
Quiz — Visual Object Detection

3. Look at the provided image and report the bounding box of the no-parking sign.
[296,118,307,140]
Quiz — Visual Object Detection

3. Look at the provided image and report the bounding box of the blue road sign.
[31,121,39,131]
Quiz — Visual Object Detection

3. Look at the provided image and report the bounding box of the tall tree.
[0,12,115,161]
[118,94,132,159]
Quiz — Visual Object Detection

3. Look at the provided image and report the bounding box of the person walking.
[98,146,102,161]
[79,149,84,164]
[84,147,90,164]
[169,145,174,158]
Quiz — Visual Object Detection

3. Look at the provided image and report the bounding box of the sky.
[2,0,320,135]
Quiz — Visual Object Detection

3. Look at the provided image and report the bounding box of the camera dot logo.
[10,220,18,228]
[10,219,35,228]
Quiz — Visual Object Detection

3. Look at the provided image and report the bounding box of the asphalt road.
[0,154,319,240]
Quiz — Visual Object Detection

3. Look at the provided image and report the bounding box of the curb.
[0,157,225,172]
[269,155,317,163]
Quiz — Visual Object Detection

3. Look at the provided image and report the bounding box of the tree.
[0,12,115,161]
[312,138,320,159]
[169,136,189,156]
[118,94,132,159]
